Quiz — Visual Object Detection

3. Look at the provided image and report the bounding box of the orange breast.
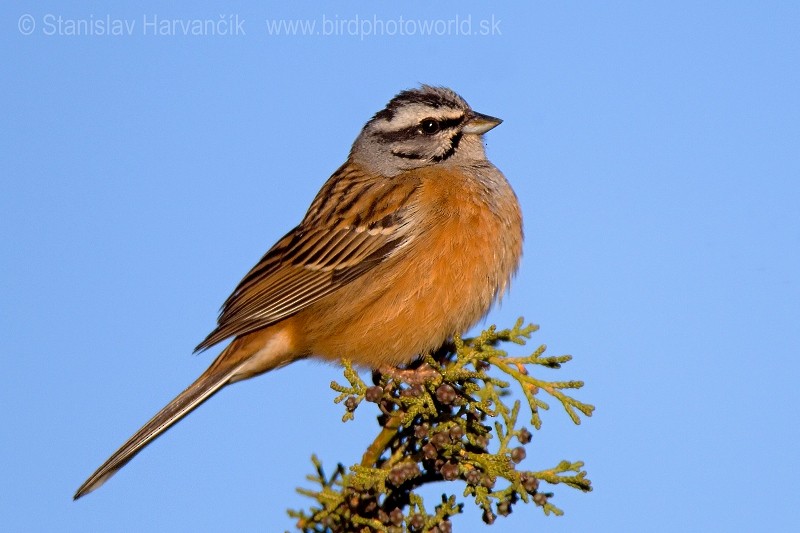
[298,166,523,367]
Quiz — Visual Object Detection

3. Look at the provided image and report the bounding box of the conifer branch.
[288,318,593,531]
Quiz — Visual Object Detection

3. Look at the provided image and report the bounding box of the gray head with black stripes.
[350,85,502,177]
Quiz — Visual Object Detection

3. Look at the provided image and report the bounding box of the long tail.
[73,360,246,500]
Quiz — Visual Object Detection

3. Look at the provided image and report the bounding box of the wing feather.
[194,174,420,352]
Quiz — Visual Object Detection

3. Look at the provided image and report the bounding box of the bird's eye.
[419,118,440,135]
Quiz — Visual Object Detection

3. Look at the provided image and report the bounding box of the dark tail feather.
[73,362,244,500]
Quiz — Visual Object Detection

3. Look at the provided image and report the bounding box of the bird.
[74,85,523,499]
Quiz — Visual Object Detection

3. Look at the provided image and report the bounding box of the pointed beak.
[462,112,502,134]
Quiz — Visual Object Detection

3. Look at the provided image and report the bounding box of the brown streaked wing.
[194,177,419,352]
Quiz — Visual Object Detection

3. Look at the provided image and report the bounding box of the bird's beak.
[462,112,503,134]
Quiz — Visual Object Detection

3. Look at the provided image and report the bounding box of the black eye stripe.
[431,117,464,131]
[374,115,465,144]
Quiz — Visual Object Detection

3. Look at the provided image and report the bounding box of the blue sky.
[2,1,799,531]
